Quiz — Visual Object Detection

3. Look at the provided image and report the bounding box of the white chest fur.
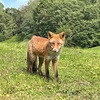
[45,55,60,60]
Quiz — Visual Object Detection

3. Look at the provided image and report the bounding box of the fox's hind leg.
[27,41,37,74]
[27,51,37,74]
[27,51,32,73]
[32,56,37,73]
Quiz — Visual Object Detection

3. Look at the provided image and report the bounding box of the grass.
[0,41,100,100]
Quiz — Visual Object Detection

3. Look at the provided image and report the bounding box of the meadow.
[0,41,100,100]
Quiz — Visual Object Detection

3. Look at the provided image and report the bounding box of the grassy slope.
[0,41,100,100]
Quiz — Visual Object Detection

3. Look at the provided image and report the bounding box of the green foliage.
[0,2,4,11]
[0,12,17,41]
[5,8,23,35]
[32,0,100,47]
[33,0,85,36]
[18,0,40,39]
[0,0,100,48]
[0,42,100,99]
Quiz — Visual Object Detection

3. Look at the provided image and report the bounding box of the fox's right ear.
[48,31,54,39]
[59,32,66,41]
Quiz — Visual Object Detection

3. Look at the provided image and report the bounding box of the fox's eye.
[58,43,61,45]
[50,42,55,45]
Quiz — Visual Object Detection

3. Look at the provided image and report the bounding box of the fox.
[27,31,65,81]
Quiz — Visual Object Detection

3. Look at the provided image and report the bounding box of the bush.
[32,0,100,48]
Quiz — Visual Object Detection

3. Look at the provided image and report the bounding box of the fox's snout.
[52,48,59,52]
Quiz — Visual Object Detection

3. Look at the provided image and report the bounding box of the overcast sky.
[0,0,29,9]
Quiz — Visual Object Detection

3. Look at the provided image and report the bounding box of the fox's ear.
[48,31,54,39]
[59,32,66,40]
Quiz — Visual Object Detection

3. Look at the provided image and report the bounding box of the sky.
[0,0,29,9]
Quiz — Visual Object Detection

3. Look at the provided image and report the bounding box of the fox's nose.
[53,49,58,52]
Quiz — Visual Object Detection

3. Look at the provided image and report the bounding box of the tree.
[5,8,22,35]
[32,0,100,47]
[0,0,99,47]
[0,2,4,10]
[0,12,17,41]
[18,0,39,39]
[0,6,17,41]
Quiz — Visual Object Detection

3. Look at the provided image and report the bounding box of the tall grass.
[0,42,100,100]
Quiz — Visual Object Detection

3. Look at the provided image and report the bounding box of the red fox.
[27,31,65,81]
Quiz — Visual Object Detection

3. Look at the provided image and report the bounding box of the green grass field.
[0,42,100,100]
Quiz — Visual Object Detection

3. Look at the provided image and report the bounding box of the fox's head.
[48,31,65,53]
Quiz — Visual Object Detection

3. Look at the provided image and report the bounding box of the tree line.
[0,0,100,47]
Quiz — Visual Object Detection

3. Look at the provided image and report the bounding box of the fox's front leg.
[52,59,58,82]
[38,57,44,76]
[45,59,50,81]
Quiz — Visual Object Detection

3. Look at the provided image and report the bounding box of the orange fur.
[27,32,65,81]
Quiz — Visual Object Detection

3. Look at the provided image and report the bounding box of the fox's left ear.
[59,32,66,40]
